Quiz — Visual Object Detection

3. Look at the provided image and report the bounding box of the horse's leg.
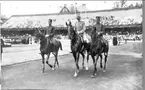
[56,51,59,68]
[80,52,85,69]
[52,52,57,70]
[74,52,80,77]
[91,54,97,78]
[86,51,89,70]
[52,51,59,69]
[95,54,99,74]
[100,54,103,69]
[41,53,45,73]
[72,51,77,63]
[46,53,53,69]
[103,52,108,72]
[72,52,77,77]
[76,52,80,74]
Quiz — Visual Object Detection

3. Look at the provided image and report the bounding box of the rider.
[0,36,4,54]
[94,16,104,36]
[44,19,55,44]
[75,15,86,42]
[94,16,106,44]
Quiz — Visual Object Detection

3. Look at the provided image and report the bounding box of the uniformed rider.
[94,16,104,37]
[44,19,55,43]
[75,15,86,42]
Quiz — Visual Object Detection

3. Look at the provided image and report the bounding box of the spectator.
[0,37,4,54]
[113,35,118,46]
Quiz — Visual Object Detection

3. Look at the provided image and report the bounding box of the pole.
[75,3,77,16]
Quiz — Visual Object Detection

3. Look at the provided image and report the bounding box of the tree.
[125,2,142,9]
[120,0,127,8]
[113,0,127,8]
[135,2,142,8]
[70,4,75,12]
[113,0,143,9]
[113,2,120,9]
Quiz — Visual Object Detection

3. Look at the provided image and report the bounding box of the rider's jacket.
[75,21,86,34]
[94,23,104,33]
[44,26,55,38]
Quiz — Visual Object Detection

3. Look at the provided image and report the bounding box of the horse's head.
[66,21,76,39]
[91,26,97,41]
[35,28,45,42]
[90,33,102,52]
[91,26,102,43]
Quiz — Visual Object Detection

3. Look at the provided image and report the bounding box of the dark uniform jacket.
[93,24,106,45]
[94,24,104,33]
[1,39,4,53]
[44,26,55,38]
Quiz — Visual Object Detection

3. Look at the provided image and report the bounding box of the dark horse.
[83,27,104,71]
[90,27,109,77]
[35,28,62,73]
[66,22,86,77]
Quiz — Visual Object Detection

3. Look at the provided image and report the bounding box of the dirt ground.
[1,42,142,90]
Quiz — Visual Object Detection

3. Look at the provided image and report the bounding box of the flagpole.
[75,3,77,16]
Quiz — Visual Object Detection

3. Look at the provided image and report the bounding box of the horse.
[84,27,104,71]
[66,21,87,77]
[90,27,109,78]
[82,31,92,70]
[35,28,63,73]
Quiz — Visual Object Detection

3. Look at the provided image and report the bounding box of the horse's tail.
[59,41,63,50]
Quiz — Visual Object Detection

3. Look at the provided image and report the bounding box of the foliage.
[113,0,142,9]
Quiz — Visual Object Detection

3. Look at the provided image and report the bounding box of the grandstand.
[1,6,142,36]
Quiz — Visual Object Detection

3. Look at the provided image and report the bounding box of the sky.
[0,1,142,18]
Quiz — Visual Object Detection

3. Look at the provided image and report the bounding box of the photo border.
[0,0,144,90]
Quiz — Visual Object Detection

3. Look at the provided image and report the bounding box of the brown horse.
[35,28,62,73]
[66,21,87,77]
[90,27,109,77]
[84,27,105,71]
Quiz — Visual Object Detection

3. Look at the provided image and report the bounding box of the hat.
[76,15,81,19]
[48,19,52,22]
[96,16,101,19]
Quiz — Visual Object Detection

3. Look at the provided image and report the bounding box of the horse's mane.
[91,27,102,45]
[66,21,82,45]
[68,25,82,46]
[69,26,78,39]
[35,30,46,43]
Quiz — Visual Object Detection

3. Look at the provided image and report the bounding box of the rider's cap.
[76,15,81,19]
[48,19,52,22]
[96,16,101,19]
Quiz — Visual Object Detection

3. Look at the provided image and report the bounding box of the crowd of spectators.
[103,31,142,46]
[1,29,142,45]
[2,32,33,44]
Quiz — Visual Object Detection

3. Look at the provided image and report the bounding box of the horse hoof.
[42,70,44,73]
[74,73,78,77]
[57,65,59,68]
[52,67,55,70]
[91,75,95,78]
[103,70,106,72]
[82,66,85,70]
[85,67,89,70]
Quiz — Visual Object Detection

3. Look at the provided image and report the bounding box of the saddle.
[100,37,108,47]
[78,33,84,43]
[83,33,91,43]
[47,37,58,46]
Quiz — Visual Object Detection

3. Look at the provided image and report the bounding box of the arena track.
[1,42,142,90]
